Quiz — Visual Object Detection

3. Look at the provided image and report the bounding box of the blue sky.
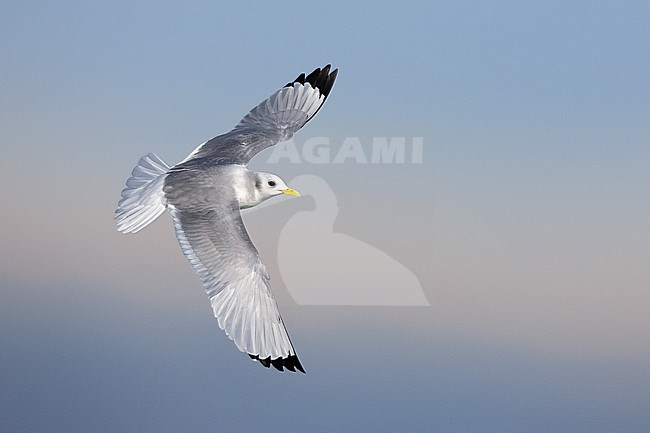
[1,1,649,432]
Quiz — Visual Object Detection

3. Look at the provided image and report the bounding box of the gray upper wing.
[175,65,338,168]
[163,168,304,372]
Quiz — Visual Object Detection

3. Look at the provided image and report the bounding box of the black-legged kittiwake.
[115,65,338,373]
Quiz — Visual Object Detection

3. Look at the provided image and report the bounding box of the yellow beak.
[281,188,301,197]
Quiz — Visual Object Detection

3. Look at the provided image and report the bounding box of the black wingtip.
[292,355,306,374]
[248,353,306,374]
[285,64,338,100]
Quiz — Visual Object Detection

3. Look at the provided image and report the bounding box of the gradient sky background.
[1,1,649,432]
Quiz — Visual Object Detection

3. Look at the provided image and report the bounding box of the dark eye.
[268,180,276,187]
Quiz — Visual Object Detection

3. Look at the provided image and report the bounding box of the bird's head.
[254,172,301,200]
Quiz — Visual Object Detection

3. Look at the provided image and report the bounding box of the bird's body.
[116,65,338,372]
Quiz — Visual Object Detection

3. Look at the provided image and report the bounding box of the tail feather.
[116,153,170,233]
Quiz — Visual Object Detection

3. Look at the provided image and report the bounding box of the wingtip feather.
[285,64,338,100]
[248,353,305,374]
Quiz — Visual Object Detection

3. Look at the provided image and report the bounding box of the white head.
[242,172,300,209]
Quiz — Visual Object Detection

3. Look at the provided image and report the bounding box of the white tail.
[115,153,170,234]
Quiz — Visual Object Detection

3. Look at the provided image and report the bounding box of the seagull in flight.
[115,65,338,373]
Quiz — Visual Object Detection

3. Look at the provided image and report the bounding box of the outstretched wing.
[163,169,304,372]
[176,65,338,168]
